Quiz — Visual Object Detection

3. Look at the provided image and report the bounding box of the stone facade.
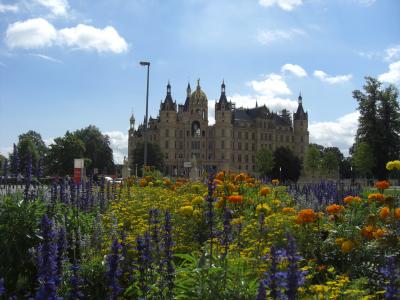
[128,80,309,176]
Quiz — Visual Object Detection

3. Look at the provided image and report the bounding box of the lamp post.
[140,61,150,171]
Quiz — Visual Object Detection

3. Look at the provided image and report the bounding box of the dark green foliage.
[255,148,274,178]
[353,77,400,179]
[74,125,115,174]
[272,147,302,182]
[131,142,165,176]
[46,132,86,176]
[0,195,46,297]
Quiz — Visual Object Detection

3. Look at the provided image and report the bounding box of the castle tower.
[293,92,309,162]
[215,80,233,170]
[127,112,136,176]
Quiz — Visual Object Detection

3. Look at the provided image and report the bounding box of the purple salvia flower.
[0,278,5,296]
[56,227,68,283]
[36,154,44,179]
[284,234,306,300]
[106,237,123,300]
[163,211,174,299]
[264,246,286,300]
[221,208,233,259]
[50,180,57,206]
[380,255,400,299]
[67,263,84,300]
[256,280,266,300]
[99,176,105,212]
[136,235,148,297]
[35,214,60,300]
[149,209,161,263]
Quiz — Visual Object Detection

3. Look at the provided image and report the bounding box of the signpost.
[74,159,85,184]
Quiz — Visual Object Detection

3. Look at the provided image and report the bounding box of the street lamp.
[140,61,150,171]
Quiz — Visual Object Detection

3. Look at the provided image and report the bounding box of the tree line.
[1,125,115,178]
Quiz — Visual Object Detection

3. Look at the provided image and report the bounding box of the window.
[165,141,169,148]
[238,155,242,162]
[286,136,289,142]
[221,140,225,149]
[245,155,248,163]
[165,152,168,159]
[301,137,304,142]
[245,132,248,139]
[252,132,255,140]
[252,155,255,163]
[165,129,169,137]
[245,143,248,151]
[238,131,242,139]
[252,143,255,151]
[238,142,242,150]
[202,130,205,137]
[221,129,225,137]
[221,154,225,160]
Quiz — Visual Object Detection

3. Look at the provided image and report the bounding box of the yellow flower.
[260,186,271,196]
[256,203,271,216]
[193,209,202,218]
[272,199,281,207]
[271,179,279,185]
[386,160,400,171]
[179,205,194,216]
[340,240,354,253]
[192,196,204,206]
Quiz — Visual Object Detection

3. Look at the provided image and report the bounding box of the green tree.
[305,144,321,178]
[353,77,400,179]
[255,148,274,178]
[74,125,115,174]
[0,154,6,175]
[46,132,86,176]
[321,148,340,177]
[352,142,375,178]
[272,147,301,182]
[131,142,164,176]
[10,131,47,175]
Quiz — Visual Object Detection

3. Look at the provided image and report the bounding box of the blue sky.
[1,0,399,163]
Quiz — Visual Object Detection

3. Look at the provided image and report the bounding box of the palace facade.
[128,80,309,176]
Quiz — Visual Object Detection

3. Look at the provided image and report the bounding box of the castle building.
[128,80,309,176]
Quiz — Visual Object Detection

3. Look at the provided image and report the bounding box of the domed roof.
[190,79,208,103]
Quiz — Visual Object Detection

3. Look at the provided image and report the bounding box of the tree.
[305,144,321,178]
[353,77,400,179]
[255,148,274,178]
[272,147,301,182]
[10,131,47,175]
[321,148,340,177]
[0,154,5,175]
[352,142,375,178]
[131,142,164,176]
[74,125,115,174]
[46,132,86,176]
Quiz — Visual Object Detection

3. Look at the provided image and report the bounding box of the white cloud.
[105,131,128,164]
[309,111,359,156]
[384,45,400,62]
[58,24,128,53]
[5,19,128,54]
[0,3,19,13]
[248,73,292,97]
[378,60,400,85]
[31,53,63,63]
[257,28,305,45]
[34,0,69,16]
[281,63,307,77]
[5,18,57,49]
[259,0,302,11]
[313,70,352,84]
[230,94,298,112]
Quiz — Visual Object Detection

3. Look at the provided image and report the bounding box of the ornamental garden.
[0,161,400,299]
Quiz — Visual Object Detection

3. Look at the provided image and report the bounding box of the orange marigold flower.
[296,209,317,224]
[227,195,244,204]
[282,207,296,214]
[139,178,148,187]
[368,193,385,201]
[163,178,172,186]
[216,171,225,180]
[341,240,355,253]
[395,208,400,219]
[372,228,386,239]
[271,179,279,185]
[213,179,223,186]
[260,187,271,196]
[361,225,374,240]
[375,180,390,190]
[326,204,344,215]
[343,196,354,204]
[379,206,391,219]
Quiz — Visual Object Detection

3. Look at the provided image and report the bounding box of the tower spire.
[197,78,200,90]
[187,82,191,97]
[221,79,225,94]
[298,91,302,104]
[167,80,171,95]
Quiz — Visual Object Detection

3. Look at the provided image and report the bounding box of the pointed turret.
[294,92,307,120]
[160,81,176,111]
[130,112,135,129]
[216,80,230,110]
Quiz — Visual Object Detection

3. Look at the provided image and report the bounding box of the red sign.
[74,168,81,183]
